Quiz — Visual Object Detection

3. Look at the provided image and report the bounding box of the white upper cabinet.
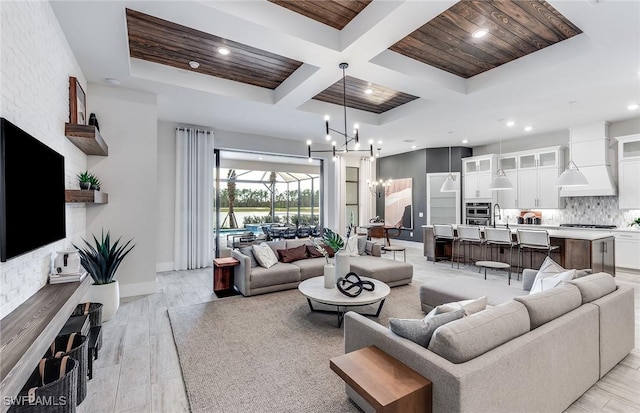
[516,147,563,209]
[616,134,640,209]
[497,155,518,209]
[462,155,497,202]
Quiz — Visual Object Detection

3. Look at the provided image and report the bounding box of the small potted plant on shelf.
[629,217,640,229]
[74,230,135,321]
[88,173,101,191]
[77,171,91,190]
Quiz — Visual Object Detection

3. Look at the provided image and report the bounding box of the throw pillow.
[575,268,593,278]
[529,269,576,294]
[306,245,324,258]
[344,234,359,257]
[430,296,488,316]
[364,241,374,256]
[252,243,278,268]
[529,257,573,294]
[277,245,308,263]
[239,247,259,268]
[357,236,367,256]
[389,309,465,348]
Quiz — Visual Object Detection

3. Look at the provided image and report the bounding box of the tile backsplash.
[500,196,640,228]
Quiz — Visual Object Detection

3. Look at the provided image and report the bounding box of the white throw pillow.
[430,296,488,316]
[529,257,573,294]
[252,243,278,268]
[530,269,576,294]
[344,234,359,257]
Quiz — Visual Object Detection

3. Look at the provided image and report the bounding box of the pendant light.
[556,101,588,187]
[440,146,458,192]
[489,136,514,190]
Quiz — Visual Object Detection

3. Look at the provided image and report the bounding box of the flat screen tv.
[0,118,66,262]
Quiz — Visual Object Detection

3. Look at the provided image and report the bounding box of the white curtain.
[335,156,347,233]
[359,158,375,226]
[174,128,214,270]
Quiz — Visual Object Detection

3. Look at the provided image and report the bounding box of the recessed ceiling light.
[259,157,263,160]
[411,145,417,149]
[462,139,469,144]
[472,29,488,38]
[189,61,200,69]
[506,121,515,127]
[377,140,383,144]
[218,47,230,55]
[364,88,373,95]
[627,103,639,111]
[105,78,120,86]
[524,126,533,132]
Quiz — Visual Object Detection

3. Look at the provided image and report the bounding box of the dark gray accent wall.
[376,147,471,243]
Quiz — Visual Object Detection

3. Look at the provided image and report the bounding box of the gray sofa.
[231,238,413,296]
[344,272,635,413]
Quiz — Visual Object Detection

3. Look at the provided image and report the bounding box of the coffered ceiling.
[389,0,582,78]
[51,1,640,156]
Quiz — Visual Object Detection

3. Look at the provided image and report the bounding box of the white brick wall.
[0,1,87,318]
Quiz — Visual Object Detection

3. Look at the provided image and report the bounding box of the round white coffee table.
[298,276,390,327]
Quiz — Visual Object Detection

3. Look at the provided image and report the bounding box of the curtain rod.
[175,127,213,134]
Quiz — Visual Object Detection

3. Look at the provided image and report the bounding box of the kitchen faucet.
[493,204,502,228]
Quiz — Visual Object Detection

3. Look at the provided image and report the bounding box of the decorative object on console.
[440,146,459,192]
[69,76,86,124]
[306,63,375,162]
[336,272,375,297]
[629,217,640,228]
[556,101,588,187]
[88,113,99,131]
[74,230,135,321]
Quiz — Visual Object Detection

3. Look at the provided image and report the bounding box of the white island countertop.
[421,224,618,241]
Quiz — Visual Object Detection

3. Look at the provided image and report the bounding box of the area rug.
[168,283,424,413]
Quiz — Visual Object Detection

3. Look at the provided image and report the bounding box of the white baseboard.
[119,280,157,298]
[156,262,174,273]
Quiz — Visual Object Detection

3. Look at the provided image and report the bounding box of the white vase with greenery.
[74,230,135,321]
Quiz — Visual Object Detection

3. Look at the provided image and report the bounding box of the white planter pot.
[84,280,120,322]
[335,251,350,282]
[324,264,335,289]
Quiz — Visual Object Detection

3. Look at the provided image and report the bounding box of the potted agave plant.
[74,230,135,321]
[77,171,91,190]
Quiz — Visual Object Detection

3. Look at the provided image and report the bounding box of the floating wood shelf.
[65,123,108,156]
[65,189,108,204]
[0,278,90,409]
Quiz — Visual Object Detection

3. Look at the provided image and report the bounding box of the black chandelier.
[307,63,375,161]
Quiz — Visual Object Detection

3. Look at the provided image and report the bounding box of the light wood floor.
[78,241,640,413]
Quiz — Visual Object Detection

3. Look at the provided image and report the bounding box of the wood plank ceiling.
[313,76,419,114]
[389,0,582,79]
[125,9,303,90]
[268,0,372,30]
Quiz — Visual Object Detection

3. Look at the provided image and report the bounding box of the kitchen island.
[422,225,615,274]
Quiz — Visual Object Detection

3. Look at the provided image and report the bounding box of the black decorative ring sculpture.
[336,272,375,297]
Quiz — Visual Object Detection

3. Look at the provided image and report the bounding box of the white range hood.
[560,122,617,197]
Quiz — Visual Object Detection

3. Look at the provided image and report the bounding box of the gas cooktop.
[560,224,617,229]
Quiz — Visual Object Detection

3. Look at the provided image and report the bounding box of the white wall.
[0,1,87,318]
[86,84,158,297]
[155,123,339,268]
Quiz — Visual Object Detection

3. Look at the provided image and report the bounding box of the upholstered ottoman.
[350,256,413,287]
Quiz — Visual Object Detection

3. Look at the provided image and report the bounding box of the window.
[345,166,359,227]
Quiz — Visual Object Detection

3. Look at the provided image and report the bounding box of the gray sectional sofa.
[344,272,635,413]
[231,238,413,296]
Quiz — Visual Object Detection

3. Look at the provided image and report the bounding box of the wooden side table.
[213,257,239,295]
[330,345,432,413]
